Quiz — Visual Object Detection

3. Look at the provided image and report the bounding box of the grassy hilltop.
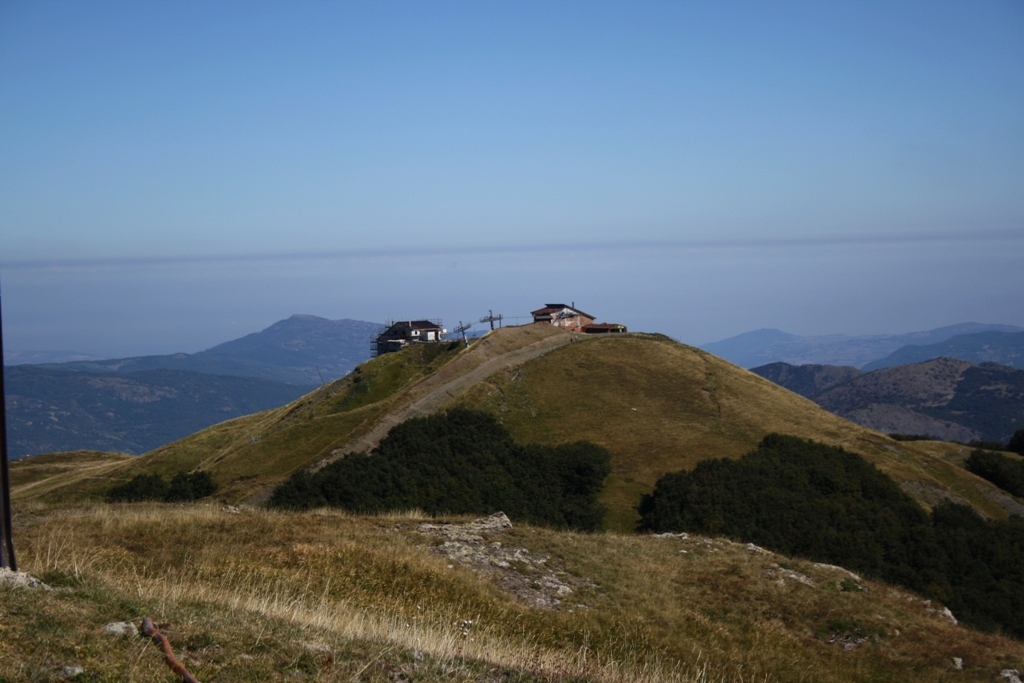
[13,323,1019,528]
[8,324,1024,681]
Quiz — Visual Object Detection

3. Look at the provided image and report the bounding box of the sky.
[1,0,1022,357]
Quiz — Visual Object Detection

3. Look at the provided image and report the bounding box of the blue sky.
[2,1,1022,356]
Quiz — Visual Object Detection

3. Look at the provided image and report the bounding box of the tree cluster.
[269,408,610,531]
[638,434,1024,639]
[107,471,218,503]
[966,448,1024,499]
[887,433,934,442]
[1011,428,1024,455]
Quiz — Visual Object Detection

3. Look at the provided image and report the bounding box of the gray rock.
[0,568,50,590]
[924,605,957,624]
[417,512,583,609]
[104,621,138,637]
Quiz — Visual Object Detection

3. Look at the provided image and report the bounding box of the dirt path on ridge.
[313,327,575,469]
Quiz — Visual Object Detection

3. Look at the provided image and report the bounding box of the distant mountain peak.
[727,328,796,341]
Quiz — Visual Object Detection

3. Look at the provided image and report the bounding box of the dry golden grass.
[9,451,132,490]
[9,451,134,505]
[11,325,1017,530]
[458,333,1016,529]
[3,503,1022,682]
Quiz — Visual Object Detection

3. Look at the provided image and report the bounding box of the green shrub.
[166,471,218,502]
[888,433,934,441]
[638,434,1024,638]
[932,502,1024,637]
[107,474,169,503]
[638,434,940,592]
[965,449,1024,498]
[269,408,610,531]
[967,440,1010,452]
[1009,429,1024,456]
[107,471,217,503]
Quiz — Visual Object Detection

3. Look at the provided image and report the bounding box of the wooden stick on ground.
[141,617,202,683]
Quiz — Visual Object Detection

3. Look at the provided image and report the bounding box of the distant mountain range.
[3,350,108,365]
[32,314,383,385]
[863,330,1024,371]
[5,315,382,459]
[753,358,1024,443]
[703,322,1023,369]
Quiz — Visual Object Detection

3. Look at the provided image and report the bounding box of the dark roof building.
[373,320,446,356]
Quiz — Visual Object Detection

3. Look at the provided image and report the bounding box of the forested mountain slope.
[754,358,1024,444]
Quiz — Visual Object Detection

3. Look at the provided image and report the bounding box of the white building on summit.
[372,320,447,356]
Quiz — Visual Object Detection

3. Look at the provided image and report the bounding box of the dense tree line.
[639,434,1024,638]
[269,409,611,531]
[107,471,218,503]
[1011,428,1024,455]
[887,433,933,442]
[966,449,1024,499]
[888,428,1024,454]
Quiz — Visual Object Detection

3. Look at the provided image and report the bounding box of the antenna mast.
[479,309,503,330]
[454,321,472,347]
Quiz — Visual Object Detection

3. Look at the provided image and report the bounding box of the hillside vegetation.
[9,325,1024,680]
[639,434,1024,638]
[270,408,610,531]
[13,324,1022,531]
[5,503,1024,682]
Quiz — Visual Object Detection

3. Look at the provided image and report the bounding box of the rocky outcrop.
[417,513,589,611]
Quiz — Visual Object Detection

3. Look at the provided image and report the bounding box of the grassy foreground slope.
[5,504,1023,682]
[12,325,1019,528]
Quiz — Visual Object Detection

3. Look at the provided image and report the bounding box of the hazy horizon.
[2,2,1022,357]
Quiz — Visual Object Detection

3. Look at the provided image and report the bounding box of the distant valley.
[4,314,381,459]
[5,366,315,458]
[753,357,1024,443]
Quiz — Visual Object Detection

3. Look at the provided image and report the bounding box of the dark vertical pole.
[0,288,17,570]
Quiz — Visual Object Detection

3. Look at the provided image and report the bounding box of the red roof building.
[582,322,628,334]
[530,303,596,333]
